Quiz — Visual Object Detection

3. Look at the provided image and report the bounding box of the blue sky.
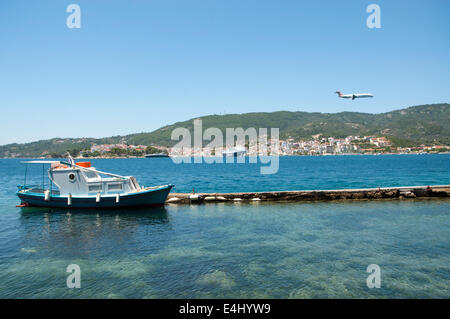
[0,0,449,145]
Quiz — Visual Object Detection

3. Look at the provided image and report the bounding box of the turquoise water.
[0,155,449,298]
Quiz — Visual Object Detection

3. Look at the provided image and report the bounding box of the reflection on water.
[19,206,170,228]
[0,200,448,298]
[17,207,171,260]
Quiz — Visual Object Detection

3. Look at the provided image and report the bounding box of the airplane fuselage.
[335,91,373,100]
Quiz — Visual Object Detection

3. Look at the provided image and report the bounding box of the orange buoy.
[76,162,92,168]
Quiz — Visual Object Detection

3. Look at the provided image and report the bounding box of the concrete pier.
[167,185,450,204]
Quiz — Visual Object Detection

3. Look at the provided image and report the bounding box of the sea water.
[0,155,448,298]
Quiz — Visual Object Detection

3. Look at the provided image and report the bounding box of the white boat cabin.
[48,162,141,196]
[49,162,141,196]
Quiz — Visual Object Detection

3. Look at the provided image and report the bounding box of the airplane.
[335,91,373,100]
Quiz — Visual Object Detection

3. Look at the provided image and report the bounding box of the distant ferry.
[222,146,246,157]
[145,153,169,158]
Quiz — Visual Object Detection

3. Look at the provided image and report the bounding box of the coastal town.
[68,135,450,158]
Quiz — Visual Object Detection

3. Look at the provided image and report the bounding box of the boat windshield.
[83,170,100,180]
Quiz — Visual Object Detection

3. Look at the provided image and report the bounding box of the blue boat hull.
[17,185,173,209]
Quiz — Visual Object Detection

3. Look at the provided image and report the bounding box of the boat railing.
[17,184,39,191]
[17,185,60,195]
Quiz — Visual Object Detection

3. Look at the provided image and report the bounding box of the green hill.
[113,103,450,147]
[1,103,449,157]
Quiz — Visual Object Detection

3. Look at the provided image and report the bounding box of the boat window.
[88,185,102,192]
[84,171,99,179]
[108,184,123,191]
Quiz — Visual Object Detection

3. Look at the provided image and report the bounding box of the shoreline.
[1,152,450,160]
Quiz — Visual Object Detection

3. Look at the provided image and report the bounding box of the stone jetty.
[166,185,450,204]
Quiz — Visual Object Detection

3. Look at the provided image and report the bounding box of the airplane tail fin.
[335,91,342,96]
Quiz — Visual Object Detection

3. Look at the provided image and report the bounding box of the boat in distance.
[17,156,173,208]
[222,146,246,157]
[145,153,169,158]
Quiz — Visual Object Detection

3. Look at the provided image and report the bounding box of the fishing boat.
[17,155,173,208]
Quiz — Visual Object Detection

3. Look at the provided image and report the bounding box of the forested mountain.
[1,103,448,157]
